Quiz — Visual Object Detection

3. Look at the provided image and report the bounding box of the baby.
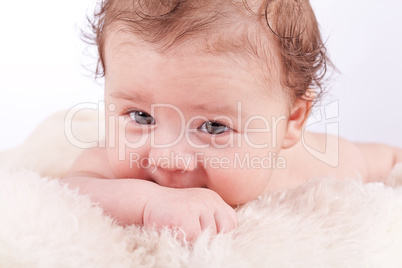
[63,0,402,239]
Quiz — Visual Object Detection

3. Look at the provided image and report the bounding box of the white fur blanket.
[1,111,402,267]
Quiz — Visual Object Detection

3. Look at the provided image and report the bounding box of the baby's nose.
[151,122,184,148]
[147,122,196,172]
[148,146,196,172]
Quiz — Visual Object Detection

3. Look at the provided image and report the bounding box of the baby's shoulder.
[64,146,115,179]
[284,132,368,181]
[336,136,369,178]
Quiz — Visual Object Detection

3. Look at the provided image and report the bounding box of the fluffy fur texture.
[1,111,402,267]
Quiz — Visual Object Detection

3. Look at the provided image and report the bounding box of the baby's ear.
[281,95,313,149]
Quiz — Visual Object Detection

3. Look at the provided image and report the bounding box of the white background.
[0,0,401,151]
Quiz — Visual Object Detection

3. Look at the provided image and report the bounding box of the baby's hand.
[143,187,238,240]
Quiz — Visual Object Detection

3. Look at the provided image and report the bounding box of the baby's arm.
[63,175,160,226]
[62,148,237,239]
[283,132,402,185]
[355,143,402,182]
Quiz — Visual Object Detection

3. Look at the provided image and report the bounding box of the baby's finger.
[199,213,218,235]
[214,207,237,234]
[180,219,202,241]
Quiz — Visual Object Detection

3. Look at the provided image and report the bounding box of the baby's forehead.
[105,21,281,76]
[92,0,327,108]
[104,28,282,97]
[101,0,280,70]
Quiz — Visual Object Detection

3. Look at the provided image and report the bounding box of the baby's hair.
[84,0,331,104]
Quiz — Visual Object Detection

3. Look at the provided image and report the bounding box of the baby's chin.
[224,196,259,207]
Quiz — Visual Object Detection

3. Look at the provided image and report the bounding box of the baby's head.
[91,0,328,103]
[88,0,329,205]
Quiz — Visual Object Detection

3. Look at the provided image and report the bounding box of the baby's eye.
[198,121,230,135]
[129,111,155,125]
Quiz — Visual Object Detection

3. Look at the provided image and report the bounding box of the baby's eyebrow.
[109,91,152,103]
[109,91,246,118]
[192,103,244,118]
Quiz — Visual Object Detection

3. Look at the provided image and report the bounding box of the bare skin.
[62,32,402,240]
[63,132,402,240]
[63,148,239,240]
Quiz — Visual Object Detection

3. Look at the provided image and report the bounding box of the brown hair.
[84,0,331,104]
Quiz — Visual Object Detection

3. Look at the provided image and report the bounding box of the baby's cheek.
[206,166,271,206]
[106,147,144,179]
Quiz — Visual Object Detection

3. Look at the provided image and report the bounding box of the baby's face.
[104,33,291,205]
